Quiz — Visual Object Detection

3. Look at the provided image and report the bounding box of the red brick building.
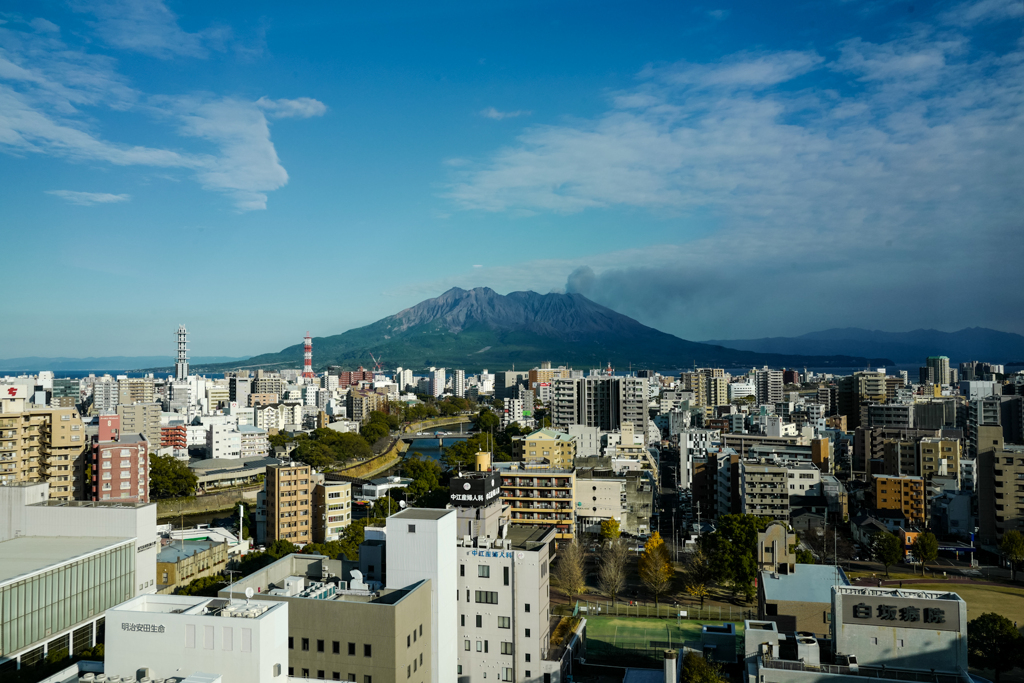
[89,414,151,503]
[338,367,374,388]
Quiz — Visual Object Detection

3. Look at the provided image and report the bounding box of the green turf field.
[584,616,745,655]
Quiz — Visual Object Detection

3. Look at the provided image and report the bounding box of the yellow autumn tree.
[638,531,674,605]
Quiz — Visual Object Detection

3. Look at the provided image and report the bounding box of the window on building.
[302,670,309,678]
[498,616,510,629]
[476,615,483,628]
[364,644,371,657]
[461,615,465,627]
[318,640,325,652]
[479,565,490,578]
[408,524,416,533]
[465,640,471,651]
[525,654,531,662]
[348,642,356,656]
[475,591,499,604]
[525,603,530,612]
[525,629,531,637]
[333,641,340,654]
[477,641,483,652]
[501,642,514,655]
[318,671,325,679]
[503,566,510,585]
[333,674,340,681]
[460,564,465,577]
[363,677,372,683]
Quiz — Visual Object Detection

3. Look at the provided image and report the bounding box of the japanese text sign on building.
[843,595,958,631]
[122,623,165,633]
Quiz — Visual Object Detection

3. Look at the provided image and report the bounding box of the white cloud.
[29,19,60,33]
[940,0,1024,26]
[443,2,1024,337]
[255,96,328,119]
[480,107,532,120]
[0,20,321,210]
[70,0,229,59]
[47,190,130,205]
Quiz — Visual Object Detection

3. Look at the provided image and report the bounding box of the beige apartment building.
[0,406,87,500]
[494,461,576,545]
[116,401,162,446]
[117,377,155,404]
[977,425,1024,543]
[513,428,577,467]
[313,477,353,543]
[266,462,313,544]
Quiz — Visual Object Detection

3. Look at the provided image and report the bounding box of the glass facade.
[0,543,133,658]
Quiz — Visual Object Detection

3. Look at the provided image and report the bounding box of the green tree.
[178,574,226,597]
[149,454,198,499]
[338,517,384,561]
[871,531,902,578]
[1000,530,1024,582]
[910,532,939,575]
[638,531,674,605]
[373,495,401,517]
[599,518,621,542]
[403,454,442,500]
[266,539,298,559]
[360,421,389,445]
[442,433,491,470]
[701,514,770,600]
[680,652,726,683]
[472,409,500,433]
[552,540,587,603]
[367,410,400,431]
[796,549,816,564]
[967,612,1023,682]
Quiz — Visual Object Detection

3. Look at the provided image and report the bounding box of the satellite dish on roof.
[245,587,254,600]
[399,500,408,509]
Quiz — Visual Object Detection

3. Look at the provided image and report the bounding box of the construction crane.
[369,353,384,372]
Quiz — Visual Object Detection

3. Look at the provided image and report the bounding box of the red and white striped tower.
[302,331,314,381]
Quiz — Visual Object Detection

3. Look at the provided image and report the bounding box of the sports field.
[909,583,1024,624]
[584,616,744,657]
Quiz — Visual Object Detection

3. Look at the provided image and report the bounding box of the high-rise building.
[926,356,951,386]
[494,460,576,545]
[265,462,312,544]
[92,376,119,414]
[837,371,887,430]
[429,367,446,398]
[175,324,189,381]
[550,376,648,434]
[977,425,1024,543]
[0,405,87,500]
[89,414,150,503]
[385,508,458,683]
[117,401,162,446]
[452,369,466,398]
[755,368,784,406]
[444,470,569,682]
[313,477,352,542]
[967,397,1001,457]
[873,474,926,525]
[117,377,155,405]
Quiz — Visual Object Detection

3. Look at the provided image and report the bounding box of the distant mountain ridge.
[0,356,248,372]
[192,287,891,372]
[703,327,1024,364]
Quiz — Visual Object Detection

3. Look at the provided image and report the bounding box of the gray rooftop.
[392,508,453,521]
[761,564,850,604]
[0,536,132,585]
[158,540,221,564]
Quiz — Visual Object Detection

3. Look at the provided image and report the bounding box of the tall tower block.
[302,331,314,381]
[175,325,189,380]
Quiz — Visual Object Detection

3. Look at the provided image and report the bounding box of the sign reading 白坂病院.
[841,595,959,631]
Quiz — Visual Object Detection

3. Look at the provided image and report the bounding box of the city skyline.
[1,0,1022,359]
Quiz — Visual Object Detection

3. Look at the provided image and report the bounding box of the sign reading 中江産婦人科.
[449,474,500,506]
[842,595,959,631]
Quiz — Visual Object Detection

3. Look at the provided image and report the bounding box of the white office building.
[104,594,289,683]
[430,368,446,398]
[452,369,466,398]
[386,508,458,683]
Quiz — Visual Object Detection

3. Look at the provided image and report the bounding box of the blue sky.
[1,0,1021,358]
